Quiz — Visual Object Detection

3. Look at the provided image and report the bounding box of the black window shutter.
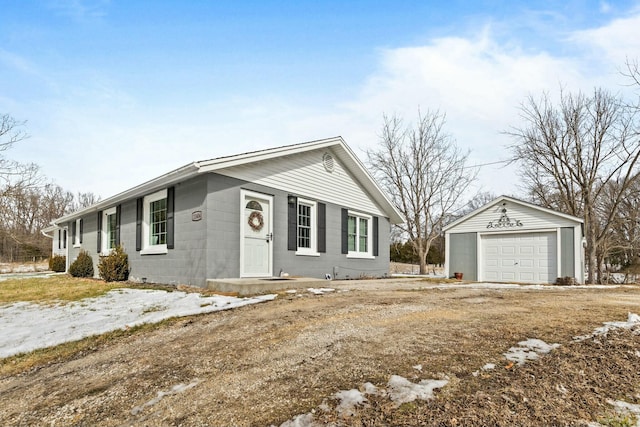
[63,230,67,249]
[167,187,175,249]
[317,202,326,253]
[136,197,143,251]
[72,221,76,244]
[373,216,379,256]
[58,230,61,249]
[115,204,122,247]
[341,208,348,254]
[287,196,297,251]
[79,219,83,244]
[97,211,102,252]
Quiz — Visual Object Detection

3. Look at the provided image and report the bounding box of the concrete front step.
[206,277,330,296]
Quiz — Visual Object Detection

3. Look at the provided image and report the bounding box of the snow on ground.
[306,288,335,295]
[0,288,276,359]
[279,312,640,426]
[277,375,449,426]
[574,312,640,341]
[131,379,202,416]
[504,339,561,366]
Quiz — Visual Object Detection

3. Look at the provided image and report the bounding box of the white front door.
[482,232,557,283]
[241,190,273,277]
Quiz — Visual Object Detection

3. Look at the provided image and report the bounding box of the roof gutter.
[50,162,200,226]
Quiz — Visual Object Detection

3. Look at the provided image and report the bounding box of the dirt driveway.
[1,279,639,426]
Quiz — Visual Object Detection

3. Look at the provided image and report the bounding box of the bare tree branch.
[368,110,478,274]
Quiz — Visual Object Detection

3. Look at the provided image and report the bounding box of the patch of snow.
[285,290,297,294]
[0,289,276,359]
[363,382,379,395]
[131,379,201,415]
[387,375,449,406]
[472,363,496,377]
[608,399,640,427]
[281,373,445,424]
[307,288,335,295]
[413,364,422,371]
[574,312,640,341]
[334,389,368,417]
[277,413,320,427]
[504,339,560,366]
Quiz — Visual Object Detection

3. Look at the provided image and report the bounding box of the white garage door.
[482,232,557,284]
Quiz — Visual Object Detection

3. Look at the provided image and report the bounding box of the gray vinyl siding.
[204,173,391,280]
[126,175,208,286]
[61,171,391,286]
[449,232,477,281]
[215,147,386,217]
[560,227,575,278]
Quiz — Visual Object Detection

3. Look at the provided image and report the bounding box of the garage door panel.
[520,259,534,268]
[502,246,516,255]
[519,245,534,255]
[482,232,557,284]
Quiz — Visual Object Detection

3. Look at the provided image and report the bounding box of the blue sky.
[1,0,640,199]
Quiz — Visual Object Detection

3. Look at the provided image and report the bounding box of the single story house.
[444,195,584,284]
[42,137,403,287]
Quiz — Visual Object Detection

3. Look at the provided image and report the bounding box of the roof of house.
[46,136,404,227]
[443,194,583,232]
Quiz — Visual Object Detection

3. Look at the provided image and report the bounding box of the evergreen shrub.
[69,250,94,278]
[49,255,66,272]
[98,245,130,282]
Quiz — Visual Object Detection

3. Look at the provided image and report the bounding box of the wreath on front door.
[248,211,264,231]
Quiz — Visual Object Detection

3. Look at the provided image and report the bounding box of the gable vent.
[323,152,335,173]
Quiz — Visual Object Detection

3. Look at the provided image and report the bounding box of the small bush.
[98,245,130,282]
[49,255,66,272]
[69,250,94,278]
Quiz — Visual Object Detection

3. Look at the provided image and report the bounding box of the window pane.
[107,213,117,249]
[297,204,312,249]
[359,218,368,252]
[150,198,167,245]
[348,216,356,251]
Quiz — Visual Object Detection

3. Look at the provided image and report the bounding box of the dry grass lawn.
[0,277,639,426]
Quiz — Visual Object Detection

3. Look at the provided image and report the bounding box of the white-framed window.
[141,189,168,255]
[296,198,319,256]
[347,211,373,258]
[101,207,117,254]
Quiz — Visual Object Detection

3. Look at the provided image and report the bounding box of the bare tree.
[67,191,101,213]
[368,110,478,274]
[507,88,640,283]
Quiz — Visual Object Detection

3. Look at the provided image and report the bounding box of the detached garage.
[444,196,584,284]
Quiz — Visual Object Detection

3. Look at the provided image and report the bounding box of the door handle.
[266,232,273,242]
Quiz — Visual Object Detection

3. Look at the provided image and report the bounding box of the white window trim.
[140,189,168,255]
[73,218,82,248]
[100,207,117,255]
[296,198,320,257]
[346,210,375,259]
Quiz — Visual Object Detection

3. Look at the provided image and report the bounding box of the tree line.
[0,114,99,263]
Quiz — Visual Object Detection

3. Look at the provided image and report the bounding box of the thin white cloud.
[569,14,640,65]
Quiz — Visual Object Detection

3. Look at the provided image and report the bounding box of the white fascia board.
[197,136,404,224]
[51,163,200,225]
[196,137,343,173]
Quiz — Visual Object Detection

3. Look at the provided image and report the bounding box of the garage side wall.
[560,227,575,278]
[448,232,477,281]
